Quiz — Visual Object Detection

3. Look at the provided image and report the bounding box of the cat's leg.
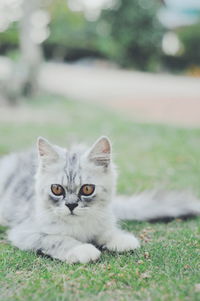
[8,226,101,263]
[97,228,140,252]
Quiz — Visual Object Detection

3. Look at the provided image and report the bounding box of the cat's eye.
[51,184,65,196]
[79,184,95,196]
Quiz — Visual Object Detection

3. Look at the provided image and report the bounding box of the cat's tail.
[112,190,200,221]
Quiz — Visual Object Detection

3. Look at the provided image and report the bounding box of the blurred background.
[0,0,200,126]
[1,3,200,299]
[0,0,200,193]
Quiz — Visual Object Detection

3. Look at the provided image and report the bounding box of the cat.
[0,136,199,263]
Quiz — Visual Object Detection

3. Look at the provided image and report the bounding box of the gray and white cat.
[0,136,200,263]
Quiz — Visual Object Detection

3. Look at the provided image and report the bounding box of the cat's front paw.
[105,232,140,252]
[65,243,101,264]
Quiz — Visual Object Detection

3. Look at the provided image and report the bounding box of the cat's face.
[35,137,116,220]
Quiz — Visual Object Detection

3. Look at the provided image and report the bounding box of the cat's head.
[35,136,117,220]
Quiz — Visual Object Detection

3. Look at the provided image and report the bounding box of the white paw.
[65,244,101,264]
[105,232,140,252]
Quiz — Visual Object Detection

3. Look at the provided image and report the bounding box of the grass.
[0,94,200,301]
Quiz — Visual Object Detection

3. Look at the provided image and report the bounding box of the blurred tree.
[178,22,200,66]
[1,0,200,74]
[162,22,200,72]
[17,0,43,97]
[97,0,164,71]
[44,0,100,61]
[0,0,164,72]
[1,0,50,103]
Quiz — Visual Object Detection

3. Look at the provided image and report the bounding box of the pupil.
[55,186,61,194]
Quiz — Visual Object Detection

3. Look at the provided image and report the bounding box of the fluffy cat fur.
[0,136,199,263]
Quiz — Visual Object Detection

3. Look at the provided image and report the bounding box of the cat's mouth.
[70,212,77,216]
[68,209,80,216]
[66,206,89,217]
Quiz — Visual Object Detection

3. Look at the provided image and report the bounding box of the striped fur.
[0,137,199,263]
[0,137,139,263]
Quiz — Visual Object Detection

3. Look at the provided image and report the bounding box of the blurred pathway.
[39,62,200,128]
[1,57,200,127]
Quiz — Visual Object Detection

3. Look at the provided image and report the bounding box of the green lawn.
[0,95,200,301]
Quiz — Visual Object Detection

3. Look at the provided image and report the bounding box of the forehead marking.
[64,152,81,190]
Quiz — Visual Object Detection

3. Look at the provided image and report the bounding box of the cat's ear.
[88,136,111,167]
[37,137,59,163]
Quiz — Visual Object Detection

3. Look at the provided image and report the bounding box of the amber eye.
[51,184,65,196]
[80,184,95,196]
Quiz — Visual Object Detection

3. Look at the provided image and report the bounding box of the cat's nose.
[65,203,78,212]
